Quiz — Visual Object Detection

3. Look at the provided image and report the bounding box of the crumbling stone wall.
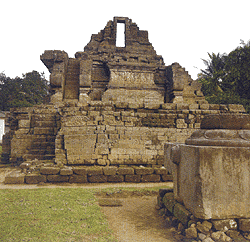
[40,17,207,106]
[2,102,245,166]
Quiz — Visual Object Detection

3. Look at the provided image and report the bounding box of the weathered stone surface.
[161,174,173,181]
[87,167,103,176]
[117,167,134,175]
[169,143,250,219]
[5,170,25,184]
[198,233,207,240]
[88,175,107,183]
[141,174,160,182]
[103,166,118,176]
[134,167,154,175]
[203,238,215,242]
[185,227,197,239]
[211,231,232,242]
[173,203,191,226]
[154,167,167,175]
[40,167,60,175]
[228,104,245,113]
[239,219,250,232]
[226,230,247,242]
[72,167,88,175]
[124,175,141,183]
[107,175,124,182]
[47,175,69,182]
[200,113,250,130]
[162,193,176,213]
[69,174,88,183]
[60,168,73,176]
[212,219,237,231]
[196,221,212,235]
[25,174,46,184]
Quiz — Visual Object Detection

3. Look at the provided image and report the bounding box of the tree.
[0,71,48,111]
[198,42,250,112]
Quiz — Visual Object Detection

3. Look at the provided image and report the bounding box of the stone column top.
[186,113,250,147]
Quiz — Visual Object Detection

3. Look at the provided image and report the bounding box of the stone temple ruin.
[1,17,246,186]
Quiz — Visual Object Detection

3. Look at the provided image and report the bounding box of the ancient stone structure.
[162,113,250,240]
[40,17,206,106]
[1,17,246,184]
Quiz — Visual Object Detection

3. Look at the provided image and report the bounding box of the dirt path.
[0,166,182,241]
[100,196,184,242]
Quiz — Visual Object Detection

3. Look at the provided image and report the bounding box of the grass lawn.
[0,186,170,241]
[0,188,117,242]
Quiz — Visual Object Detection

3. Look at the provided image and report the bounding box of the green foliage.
[0,71,48,111]
[0,188,116,241]
[198,41,250,112]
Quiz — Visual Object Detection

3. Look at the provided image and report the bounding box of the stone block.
[161,174,173,181]
[115,102,128,109]
[134,167,154,175]
[225,230,246,242]
[25,174,46,184]
[175,145,250,219]
[125,175,141,183]
[141,174,161,182]
[60,168,73,176]
[161,103,177,110]
[107,175,124,182]
[200,103,210,110]
[162,192,176,213]
[40,167,60,175]
[228,104,246,113]
[209,104,220,110]
[96,159,107,166]
[103,166,118,176]
[185,227,198,239]
[117,167,134,175]
[128,102,142,109]
[69,174,88,183]
[72,167,88,175]
[211,231,231,241]
[211,219,237,231]
[239,219,250,232]
[18,119,30,129]
[87,167,103,176]
[88,175,107,183]
[5,171,25,184]
[189,104,199,110]
[196,221,212,234]
[173,203,191,226]
[154,167,168,175]
[176,103,189,110]
[47,175,69,182]
[144,103,161,110]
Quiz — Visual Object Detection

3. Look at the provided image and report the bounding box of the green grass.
[0,186,171,241]
[93,185,171,195]
[0,188,117,242]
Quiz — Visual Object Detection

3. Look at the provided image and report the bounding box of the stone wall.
[2,102,245,167]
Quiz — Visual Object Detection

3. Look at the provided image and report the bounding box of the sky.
[1,0,250,81]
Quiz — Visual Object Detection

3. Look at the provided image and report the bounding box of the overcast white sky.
[1,0,250,80]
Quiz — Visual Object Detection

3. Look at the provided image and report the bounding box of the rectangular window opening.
[116,23,125,47]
